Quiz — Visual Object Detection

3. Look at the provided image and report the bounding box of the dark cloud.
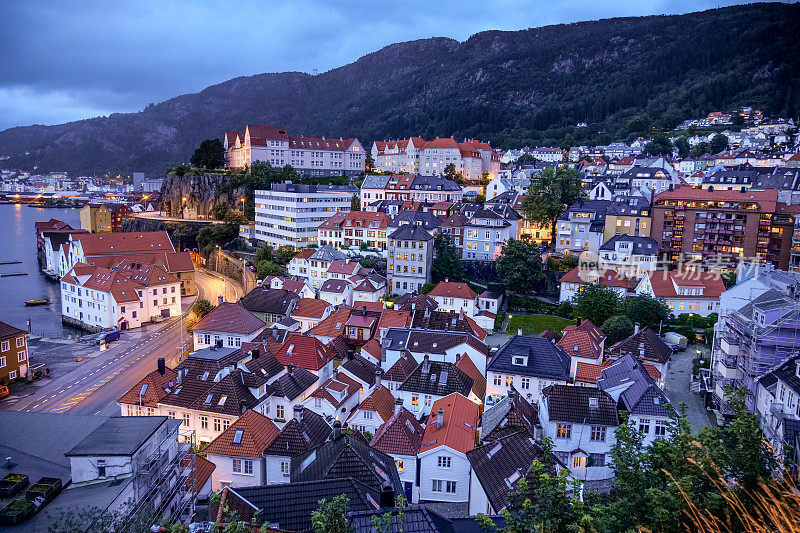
[0,0,754,130]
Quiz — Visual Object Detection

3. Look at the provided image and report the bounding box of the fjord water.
[0,204,80,336]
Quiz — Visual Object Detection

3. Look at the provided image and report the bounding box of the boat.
[25,299,48,306]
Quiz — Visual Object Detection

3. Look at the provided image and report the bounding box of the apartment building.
[0,321,28,383]
[462,206,518,261]
[79,203,128,233]
[254,183,357,248]
[226,125,365,176]
[556,200,610,256]
[603,196,652,241]
[372,137,500,183]
[316,210,392,252]
[650,187,779,268]
[387,224,434,295]
[61,261,182,331]
[598,234,658,279]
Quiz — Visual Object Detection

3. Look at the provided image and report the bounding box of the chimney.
[424,306,431,319]
[285,363,294,374]
[517,326,522,336]
[177,368,185,384]
[445,277,449,283]
[218,295,224,305]
[239,400,247,416]
[157,357,166,376]
[422,354,430,374]
[272,328,279,340]
[293,404,304,423]
[394,397,403,415]
[375,369,383,390]
[577,317,582,326]
[333,419,342,440]
[634,322,640,335]
[533,424,543,441]
[436,407,444,429]
[347,349,355,361]
[333,368,339,381]
[251,348,260,360]
[380,482,396,509]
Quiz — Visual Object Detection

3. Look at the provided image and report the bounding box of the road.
[663,345,714,432]
[3,270,244,417]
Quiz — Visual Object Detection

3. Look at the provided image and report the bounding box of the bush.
[507,295,559,314]
[420,282,435,294]
[554,301,574,319]
[494,310,507,331]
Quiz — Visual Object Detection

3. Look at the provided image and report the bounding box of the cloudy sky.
[0,0,754,131]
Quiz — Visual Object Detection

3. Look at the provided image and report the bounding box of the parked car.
[96,330,120,344]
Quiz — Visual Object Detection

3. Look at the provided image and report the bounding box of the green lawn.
[507,314,576,335]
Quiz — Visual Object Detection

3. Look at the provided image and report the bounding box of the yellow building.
[603,197,652,242]
[517,219,552,245]
[80,204,112,233]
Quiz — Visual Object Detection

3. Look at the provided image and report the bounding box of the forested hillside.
[0,2,798,175]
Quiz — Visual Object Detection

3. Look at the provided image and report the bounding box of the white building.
[192,302,266,350]
[428,281,478,315]
[635,270,725,317]
[254,183,357,248]
[369,403,425,503]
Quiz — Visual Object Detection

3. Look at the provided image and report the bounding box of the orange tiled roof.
[420,393,480,455]
[455,353,486,399]
[356,385,395,422]
[429,281,478,301]
[291,298,333,320]
[204,411,280,458]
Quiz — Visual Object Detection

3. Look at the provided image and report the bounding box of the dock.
[1,272,28,277]
[0,260,22,265]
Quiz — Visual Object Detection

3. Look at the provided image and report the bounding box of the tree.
[602,314,635,344]
[254,244,274,264]
[521,167,582,248]
[223,208,247,227]
[311,494,349,533]
[186,298,215,332]
[365,153,375,172]
[731,113,745,128]
[709,133,730,154]
[618,294,669,330]
[274,245,297,265]
[690,141,709,158]
[351,193,360,211]
[515,154,535,165]
[190,139,226,169]
[674,137,690,158]
[432,234,464,283]
[573,284,620,326]
[644,134,673,156]
[257,260,283,278]
[495,239,545,295]
[420,282,435,294]
[443,163,465,184]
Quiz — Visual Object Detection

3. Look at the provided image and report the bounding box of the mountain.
[1,2,799,176]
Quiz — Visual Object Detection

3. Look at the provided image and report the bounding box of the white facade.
[207,453,265,491]
[485,370,566,405]
[193,328,263,350]
[418,447,471,503]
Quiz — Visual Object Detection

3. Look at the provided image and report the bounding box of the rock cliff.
[160,172,247,219]
[121,216,215,251]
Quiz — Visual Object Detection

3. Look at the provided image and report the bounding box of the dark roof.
[466,430,552,513]
[264,408,331,457]
[766,356,800,396]
[384,352,419,383]
[541,385,619,426]
[609,328,672,365]
[598,354,674,418]
[291,432,403,493]
[267,367,318,401]
[487,335,571,380]
[389,223,434,241]
[193,302,266,335]
[395,293,438,312]
[341,354,381,385]
[480,389,539,442]
[229,478,380,532]
[240,287,299,315]
[383,328,489,357]
[0,321,27,340]
[66,416,177,456]
[370,407,424,456]
[242,351,284,387]
[399,358,473,398]
[599,234,658,255]
[349,504,456,533]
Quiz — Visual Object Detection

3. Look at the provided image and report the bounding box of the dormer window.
[512,356,527,366]
[588,397,599,408]
[573,344,580,353]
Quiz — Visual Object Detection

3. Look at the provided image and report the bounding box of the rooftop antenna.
[313,68,319,75]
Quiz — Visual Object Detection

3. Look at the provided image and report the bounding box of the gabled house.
[204,410,280,491]
[557,319,606,376]
[262,366,319,427]
[319,278,354,306]
[486,334,572,405]
[262,406,331,484]
[382,351,418,391]
[347,380,396,435]
[418,394,480,508]
[381,328,490,375]
[303,371,361,422]
[607,327,672,379]
[480,389,540,443]
[240,287,299,325]
[428,281,478,316]
[398,355,475,417]
[339,354,382,398]
[370,401,425,503]
[636,270,725,317]
[290,298,335,332]
[539,385,618,486]
[273,333,336,380]
[755,356,800,466]
[192,302,267,349]
[559,266,632,303]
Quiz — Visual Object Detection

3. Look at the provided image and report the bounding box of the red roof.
[184,453,216,495]
[193,302,266,335]
[455,354,486,399]
[245,125,289,145]
[118,367,178,407]
[291,298,333,320]
[644,270,726,300]
[310,373,360,408]
[422,138,460,150]
[292,249,315,261]
[560,267,631,289]
[204,411,280,458]
[420,393,480,455]
[377,309,412,331]
[361,339,381,360]
[370,408,424,456]
[558,320,606,360]
[72,231,175,256]
[275,333,336,371]
[355,385,395,422]
[429,281,478,300]
[308,308,350,338]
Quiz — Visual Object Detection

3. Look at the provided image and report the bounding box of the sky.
[0,0,757,131]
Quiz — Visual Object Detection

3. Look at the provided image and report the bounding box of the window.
[276,405,285,419]
[424,395,432,407]
[411,394,419,407]
[232,459,242,473]
[15,337,24,348]
[638,419,651,434]
[654,420,668,437]
[590,426,606,441]
[395,460,404,472]
[572,456,587,468]
[446,481,457,493]
[437,456,451,468]
[244,460,253,475]
[223,419,231,431]
[280,461,290,476]
[315,397,322,408]
[432,479,443,492]
[200,416,208,430]
[213,418,221,432]
[182,413,190,427]
[17,351,26,362]
[0,341,9,352]
[493,374,501,386]
[364,411,373,420]
[505,376,513,387]
[521,378,530,390]
[590,453,606,467]
[556,423,572,439]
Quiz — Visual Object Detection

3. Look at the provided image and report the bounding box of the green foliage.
[602,314,635,344]
[443,163,465,184]
[690,141,710,158]
[521,167,582,248]
[359,255,387,275]
[274,245,298,265]
[351,194,360,211]
[573,284,620,326]
[644,134,673,156]
[420,282,435,294]
[432,234,464,283]
[709,133,730,154]
[494,309,507,331]
[496,239,544,295]
[254,244,273,264]
[617,294,670,330]
[257,260,283,278]
[554,301,574,319]
[507,314,575,335]
[311,494,350,533]
[674,137,690,158]
[190,138,226,169]
[507,295,559,314]
[546,254,578,273]
[193,298,215,318]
